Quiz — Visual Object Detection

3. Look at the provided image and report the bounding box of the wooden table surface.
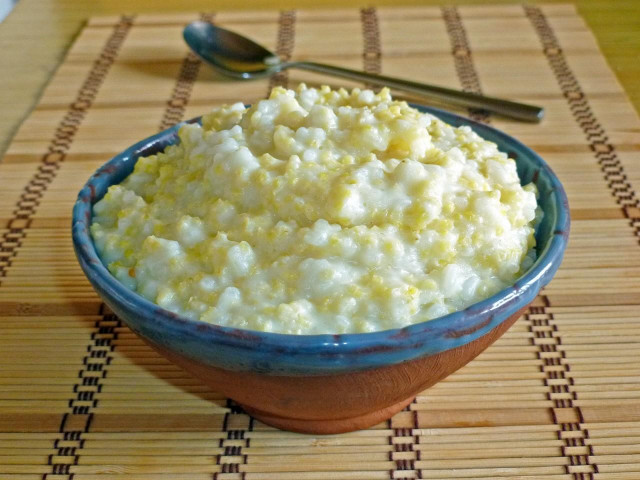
[0,0,638,158]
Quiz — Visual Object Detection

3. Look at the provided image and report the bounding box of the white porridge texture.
[91,85,539,334]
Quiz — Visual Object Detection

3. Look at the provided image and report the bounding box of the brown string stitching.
[524,6,607,478]
[524,5,639,246]
[49,305,121,471]
[441,6,490,123]
[0,17,134,285]
[214,400,253,480]
[526,299,595,478]
[361,7,382,90]
[268,10,296,92]
[41,16,134,480]
[157,13,215,132]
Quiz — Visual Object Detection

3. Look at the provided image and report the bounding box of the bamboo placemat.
[1,4,640,479]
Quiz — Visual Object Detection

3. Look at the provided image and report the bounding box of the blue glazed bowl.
[72,105,569,433]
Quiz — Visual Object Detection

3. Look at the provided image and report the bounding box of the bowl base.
[240,395,415,434]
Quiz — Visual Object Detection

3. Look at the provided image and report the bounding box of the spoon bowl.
[184,21,282,79]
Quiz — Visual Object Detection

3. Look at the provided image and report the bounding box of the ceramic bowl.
[72,105,569,434]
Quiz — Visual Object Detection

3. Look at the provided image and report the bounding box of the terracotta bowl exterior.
[72,106,570,434]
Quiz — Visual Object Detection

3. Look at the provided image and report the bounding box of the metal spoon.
[184,21,544,123]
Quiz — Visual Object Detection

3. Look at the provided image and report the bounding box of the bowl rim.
[72,104,570,371]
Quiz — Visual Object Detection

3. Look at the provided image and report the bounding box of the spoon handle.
[291,61,543,123]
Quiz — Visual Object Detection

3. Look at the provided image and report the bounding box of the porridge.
[91,85,539,334]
